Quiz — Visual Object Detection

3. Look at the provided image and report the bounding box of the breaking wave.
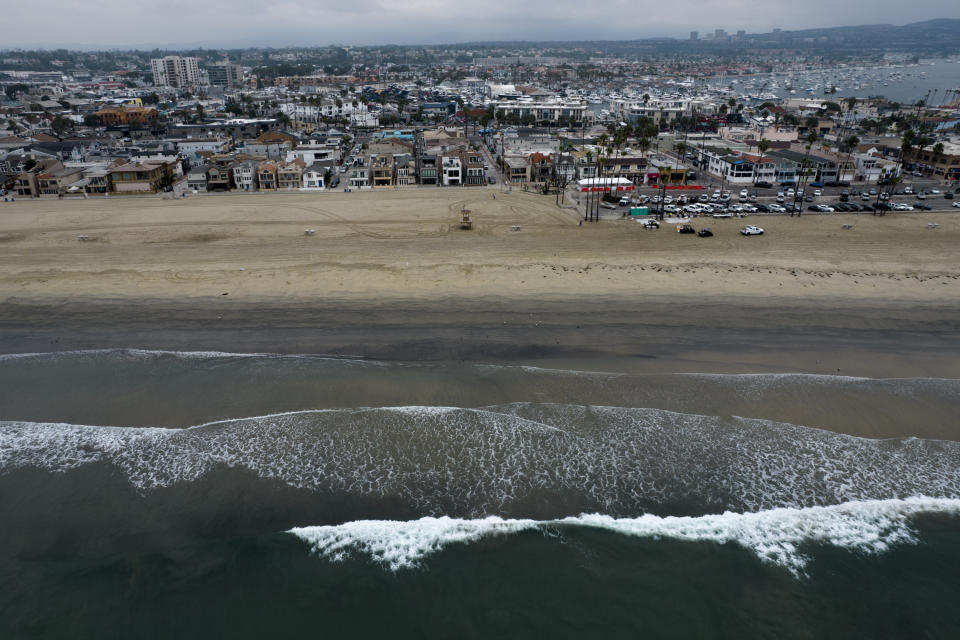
[289,497,960,575]
[2,404,959,516]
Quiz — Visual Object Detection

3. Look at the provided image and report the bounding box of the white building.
[301,162,326,190]
[232,161,258,191]
[151,56,201,88]
[287,144,339,165]
[441,156,462,186]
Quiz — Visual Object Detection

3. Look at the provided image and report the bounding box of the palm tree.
[844,135,859,183]
[638,137,651,161]
[755,138,770,185]
[584,149,593,221]
[914,135,931,175]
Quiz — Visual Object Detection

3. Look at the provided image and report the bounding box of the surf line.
[289,496,960,576]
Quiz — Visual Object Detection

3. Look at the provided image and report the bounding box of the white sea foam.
[291,516,540,571]
[290,497,960,575]
[0,348,375,363]
[3,405,960,514]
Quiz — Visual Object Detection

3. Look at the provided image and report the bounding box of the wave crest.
[290,497,960,575]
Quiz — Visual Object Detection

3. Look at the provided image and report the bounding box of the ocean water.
[1,349,959,638]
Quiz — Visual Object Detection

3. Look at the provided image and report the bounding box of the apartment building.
[94,106,159,127]
[151,56,201,88]
[208,61,243,88]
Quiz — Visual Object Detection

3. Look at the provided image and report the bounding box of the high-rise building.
[715,29,726,39]
[208,61,243,88]
[690,31,699,40]
[736,30,746,39]
[150,56,201,88]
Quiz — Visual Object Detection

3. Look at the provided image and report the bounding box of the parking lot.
[587,182,959,218]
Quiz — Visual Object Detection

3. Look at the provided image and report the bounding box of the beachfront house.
[82,167,112,195]
[278,159,305,190]
[232,160,259,191]
[370,154,395,188]
[206,164,233,192]
[257,162,278,190]
[301,162,327,190]
[396,156,415,186]
[109,161,173,193]
[186,164,209,192]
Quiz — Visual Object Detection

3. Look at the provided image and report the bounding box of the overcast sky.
[4,0,959,49]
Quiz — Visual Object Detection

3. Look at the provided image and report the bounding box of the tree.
[914,135,931,173]
[83,114,102,128]
[50,115,71,136]
[755,138,770,185]
[4,84,29,100]
[143,93,160,105]
[844,135,859,182]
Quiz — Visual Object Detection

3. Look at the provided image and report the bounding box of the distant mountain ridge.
[1,18,958,54]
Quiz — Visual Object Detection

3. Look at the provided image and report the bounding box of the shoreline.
[1,190,958,378]
[3,294,958,378]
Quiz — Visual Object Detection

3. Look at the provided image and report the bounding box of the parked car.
[945,192,954,199]
[698,228,714,237]
[861,193,871,201]
[642,219,660,229]
[913,203,932,211]
[740,225,764,235]
[953,202,960,208]
[677,223,696,234]
[601,202,617,209]
[813,189,822,197]
[916,192,926,200]
[619,197,631,206]
[755,182,772,189]
[739,189,749,199]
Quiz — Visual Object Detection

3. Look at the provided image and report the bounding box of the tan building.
[257,162,278,190]
[277,159,305,190]
[109,161,172,193]
[370,155,394,188]
[904,140,960,180]
[95,106,159,127]
[14,158,63,197]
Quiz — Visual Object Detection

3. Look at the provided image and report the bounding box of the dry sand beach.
[1,188,959,381]
[0,189,958,302]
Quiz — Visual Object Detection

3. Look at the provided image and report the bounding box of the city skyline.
[4,1,959,49]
